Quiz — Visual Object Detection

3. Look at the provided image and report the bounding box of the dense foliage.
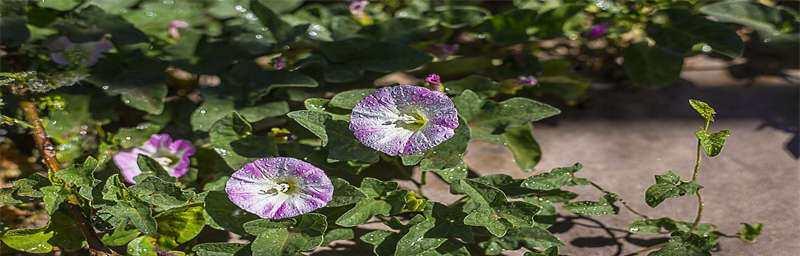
[1,0,787,255]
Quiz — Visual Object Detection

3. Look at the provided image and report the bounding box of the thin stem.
[589,181,650,220]
[690,120,710,231]
[691,192,704,230]
[18,99,117,256]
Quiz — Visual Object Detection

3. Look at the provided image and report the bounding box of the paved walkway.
[461,81,799,255]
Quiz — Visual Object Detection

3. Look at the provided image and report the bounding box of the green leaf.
[460,180,540,236]
[336,178,399,227]
[738,223,763,243]
[0,188,21,206]
[431,162,469,184]
[479,9,537,44]
[699,0,789,40]
[287,110,331,145]
[97,175,158,234]
[328,178,367,207]
[209,112,278,170]
[649,232,714,256]
[360,230,399,256]
[244,213,327,256]
[48,211,85,252]
[11,174,49,198]
[329,89,375,110]
[156,204,206,247]
[320,39,432,79]
[41,185,69,215]
[193,242,248,256]
[688,99,717,122]
[135,155,175,182]
[452,89,485,122]
[88,55,168,114]
[564,193,619,216]
[71,6,148,45]
[336,199,392,227]
[395,216,447,255]
[322,228,355,246]
[191,93,289,132]
[648,9,744,58]
[37,0,81,11]
[623,43,684,87]
[250,0,305,44]
[469,97,560,143]
[127,236,158,256]
[695,130,731,157]
[521,163,585,190]
[203,190,258,236]
[480,227,563,255]
[101,228,140,247]
[645,171,701,208]
[99,203,158,234]
[129,176,194,211]
[0,226,54,253]
[0,4,30,47]
[226,63,319,104]
[503,125,542,171]
[436,6,491,28]
[122,0,204,40]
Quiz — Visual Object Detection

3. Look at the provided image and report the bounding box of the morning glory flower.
[225,157,333,219]
[587,23,609,39]
[349,0,368,16]
[518,75,538,86]
[168,20,190,39]
[113,134,196,184]
[48,36,112,67]
[350,85,459,156]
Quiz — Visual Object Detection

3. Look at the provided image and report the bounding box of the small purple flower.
[225,157,333,219]
[586,23,609,39]
[168,20,190,39]
[350,85,459,156]
[349,0,368,16]
[425,74,442,91]
[113,134,196,184]
[518,75,538,86]
[48,36,113,67]
[272,56,286,70]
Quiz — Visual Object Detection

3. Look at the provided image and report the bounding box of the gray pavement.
[461,80,799,255]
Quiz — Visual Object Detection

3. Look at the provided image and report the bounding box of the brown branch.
[19,99,118,256]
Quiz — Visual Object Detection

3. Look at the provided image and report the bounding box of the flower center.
[260,179,299,196]
[386,110,428,131]
[152,152,180,168]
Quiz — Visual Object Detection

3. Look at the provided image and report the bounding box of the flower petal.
[350,85,459,156]
[225,157,333,219]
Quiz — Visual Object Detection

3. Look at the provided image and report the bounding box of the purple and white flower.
[168,20,190,39]
[350,85,459,156]
[517,75,538,86]
[113,134,196,184]
[225,157,333,219]
[349,0,368,17]
[48,36,113,67]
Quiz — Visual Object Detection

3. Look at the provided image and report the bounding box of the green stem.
[690,120,710,230]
